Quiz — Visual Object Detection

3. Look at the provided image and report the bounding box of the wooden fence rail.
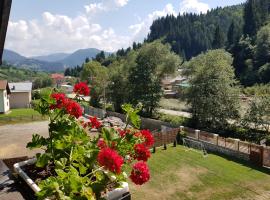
[152,125,270,168]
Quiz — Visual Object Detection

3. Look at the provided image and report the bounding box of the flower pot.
[13,158,130,200]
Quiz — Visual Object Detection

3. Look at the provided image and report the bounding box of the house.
[9,82,32,108]
[0,80,10,113]
[51,73,65,87]
[161,75,187,98]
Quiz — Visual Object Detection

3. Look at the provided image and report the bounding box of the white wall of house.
[0,90,10,113]
[10,92,31,109]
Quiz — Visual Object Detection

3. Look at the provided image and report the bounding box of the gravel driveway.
[0,121,49,159]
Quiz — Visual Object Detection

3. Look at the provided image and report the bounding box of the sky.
[5,0,246,57]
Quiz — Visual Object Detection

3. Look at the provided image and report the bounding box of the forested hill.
[147,5,244,60]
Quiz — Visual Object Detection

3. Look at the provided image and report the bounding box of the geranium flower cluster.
[130,162,150,185]
[50,92,82,119]
[29,81,155,199]
[73,82,90,96]
[96,128,154,185]
[49,82,93,119]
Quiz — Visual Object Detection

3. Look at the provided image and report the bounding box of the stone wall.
[106,111,175,131]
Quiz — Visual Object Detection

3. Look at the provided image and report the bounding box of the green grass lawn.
[0,109,44,125]
[0,108,40,118]
[129,146,270,200]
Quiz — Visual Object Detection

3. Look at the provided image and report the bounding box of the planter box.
[14,158,131,200]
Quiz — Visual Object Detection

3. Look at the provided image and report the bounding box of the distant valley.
[2,48,110,72]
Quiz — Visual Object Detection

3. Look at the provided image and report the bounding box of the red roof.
[51,73,64,79]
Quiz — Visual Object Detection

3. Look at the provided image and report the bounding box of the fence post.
[234,139,240,151]
[195,129,200,140]
[213,134,219,145]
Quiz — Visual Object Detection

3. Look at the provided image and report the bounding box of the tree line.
[148,0,270,86]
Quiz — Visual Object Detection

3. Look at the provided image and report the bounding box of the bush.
[156,113,190,126]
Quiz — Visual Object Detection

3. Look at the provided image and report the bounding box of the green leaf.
[26,134,47,149]
[69,175,82,193]
[55,158,68,169]
[36,153,51,168]
[54,139,67,150]
[122,103,141,128]
[81,186,95,200]
[101,128,112,141]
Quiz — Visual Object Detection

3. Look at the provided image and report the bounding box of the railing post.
[179,126,184,132]
[234,139,240,151]
[195,129,200,140]
[213,134,219,145]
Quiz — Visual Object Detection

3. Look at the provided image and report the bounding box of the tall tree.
[227,22,235,46]
[184,49,240,131]
[212,25,225,49]
[128,41,181,117]
[81,61,108,107]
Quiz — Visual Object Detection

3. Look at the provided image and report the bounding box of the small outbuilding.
[0,80,10,113]
[9,82,32,108]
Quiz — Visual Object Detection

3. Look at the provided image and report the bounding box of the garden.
[130,146,270,200]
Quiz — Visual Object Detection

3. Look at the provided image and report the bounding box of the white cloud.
[129,3,176,43]
[6,12,129,56]
[180,0,210,14]
[84,0,129,14]
[84,3,105,14]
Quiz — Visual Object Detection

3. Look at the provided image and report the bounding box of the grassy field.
[159,98,190,112]
[129,146,270,200]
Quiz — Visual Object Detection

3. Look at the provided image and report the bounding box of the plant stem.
[84,166,104,178]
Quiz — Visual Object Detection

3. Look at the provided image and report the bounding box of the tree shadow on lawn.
[205,149,270,175]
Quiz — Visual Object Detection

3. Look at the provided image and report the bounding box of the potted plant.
[14,82,154,200]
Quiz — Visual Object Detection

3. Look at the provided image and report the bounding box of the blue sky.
[6,0,246,56]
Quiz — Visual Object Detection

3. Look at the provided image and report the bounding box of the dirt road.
[0,121,49,159]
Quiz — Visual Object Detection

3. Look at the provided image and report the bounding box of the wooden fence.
[152,125,270,169]
[83,107,270,168]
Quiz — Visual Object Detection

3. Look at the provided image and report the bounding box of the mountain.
[2,48,109,71]
[32,53,69,62]
[147,4,244,60]
[60,48,103,67]
[3,49,64,72]
[3,49,26,63]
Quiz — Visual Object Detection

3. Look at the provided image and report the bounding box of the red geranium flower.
[89,116,102,129]
[50,93,66,109]
[136,130,154,147]
[134,144,151,162]
[73,82,90,96]
[130,162,150,185]
[97,138,107,149]
[64,99,82,119]
[97,147,124,174]
[118,129,131,137]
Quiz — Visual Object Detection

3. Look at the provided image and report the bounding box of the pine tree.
[212,25,225,49]
[227,22,235,46]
